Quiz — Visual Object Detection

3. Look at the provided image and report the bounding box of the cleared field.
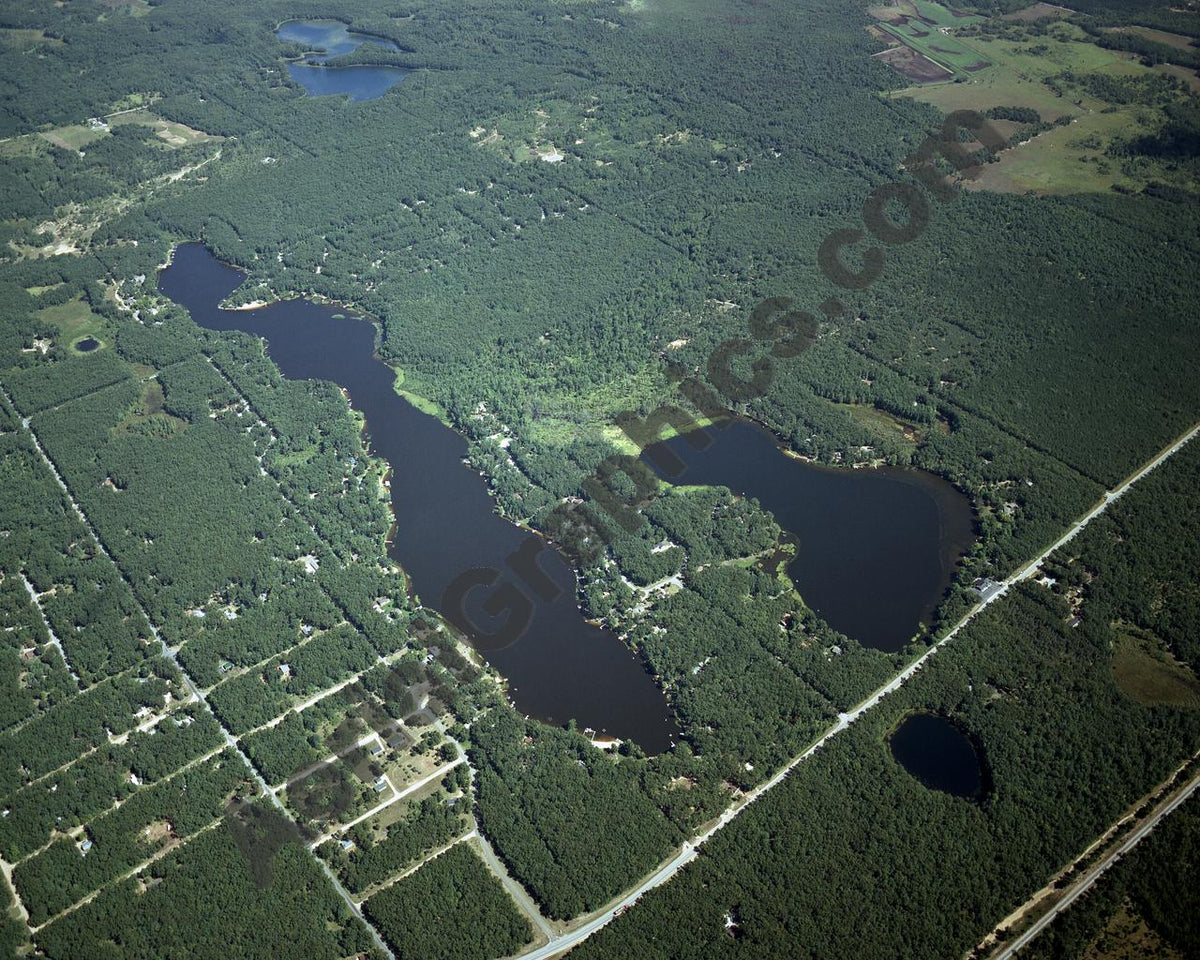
[1001,2,1073,22]
[1102,25,1199,53]
[968,111,1145,194]
[38,124,108,151]
[0,28,63,47]
[35,111,220,154]
[1113,629,1200,710]
[894,20,1197,193]
[35,298,108,350]
[839,402,920,445]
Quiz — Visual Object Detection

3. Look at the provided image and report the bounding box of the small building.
[369,741,385,758]
[373,777,388,793]
[1067,616,1082,629]
[219,660,235,674]
[339,839,355,852]
[387,731,411,751]
[278,663,292,679]
[971,577,1004,602]
[79,839,93,856]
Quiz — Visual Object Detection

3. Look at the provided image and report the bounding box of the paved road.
[10,377,1196,960]
[993,770,1200,960]
[513,422,1200,960]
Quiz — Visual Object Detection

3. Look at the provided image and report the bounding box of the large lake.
[645,422,975,651]
[160,244,677,752]
[160,244,975,749]
[275,19,408,102]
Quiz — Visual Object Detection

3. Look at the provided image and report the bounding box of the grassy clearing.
[895,19,1197,193]
[1112,627,1200,710]
[26,282,65,296]
[36,298,107,346]
[114,381,187,436]
[94,0,153,17]
[34,111,220,155]
[39,124,108,151]
[0,28,62,48]
[840,402,920,445]
[1101,25,1197,53]
[1000,3,1073,23]
[1083,901,1186,960]
[968,110,1146,194]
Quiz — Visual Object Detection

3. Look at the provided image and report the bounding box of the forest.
[32,818,383,960]
[572,442,1200,960]
[362,842,533,960]
[14,749,251,926]
[1019,789,1200,959]
[0,0,1196,954]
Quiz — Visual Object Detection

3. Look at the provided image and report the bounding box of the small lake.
[644,421,976,652]
[160,244,677,753]
[75,337,100,353]
[275,20,408,102]
[889,713,985,800]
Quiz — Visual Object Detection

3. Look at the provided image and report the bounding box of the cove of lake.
[275,19,408,102]
[645,422,976,652]
[160,243,975,750]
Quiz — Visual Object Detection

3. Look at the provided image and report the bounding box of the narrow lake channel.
[160,243,678,752]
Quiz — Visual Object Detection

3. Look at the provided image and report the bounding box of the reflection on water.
[276,19,407,102]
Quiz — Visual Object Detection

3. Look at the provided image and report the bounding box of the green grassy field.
[35,298,108,351]
[1113,628,1200,710]
[871,0,991,78]
[894,19,1197,193]
[877,21,991,77]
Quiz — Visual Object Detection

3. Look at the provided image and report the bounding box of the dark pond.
[75,337,100,353]
[644,421,976,651]
[159,243,677,752]
[889,712,986,800]
[275,20,408,102]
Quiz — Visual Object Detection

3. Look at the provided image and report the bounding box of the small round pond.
[889,712,986,800]
[75,337,101,353]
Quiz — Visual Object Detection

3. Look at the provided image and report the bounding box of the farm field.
[891,18,1200,193]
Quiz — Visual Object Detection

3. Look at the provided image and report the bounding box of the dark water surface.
[75,337,100,353]
[160,243,677,752]
[645,422,976,651]
[889,712,986,799]
[276,19,408,102]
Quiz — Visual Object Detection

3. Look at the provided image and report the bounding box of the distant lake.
[889,713,986,800]
[275,20,407,102]
[645,420,976,652]
[159,244,678,753]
